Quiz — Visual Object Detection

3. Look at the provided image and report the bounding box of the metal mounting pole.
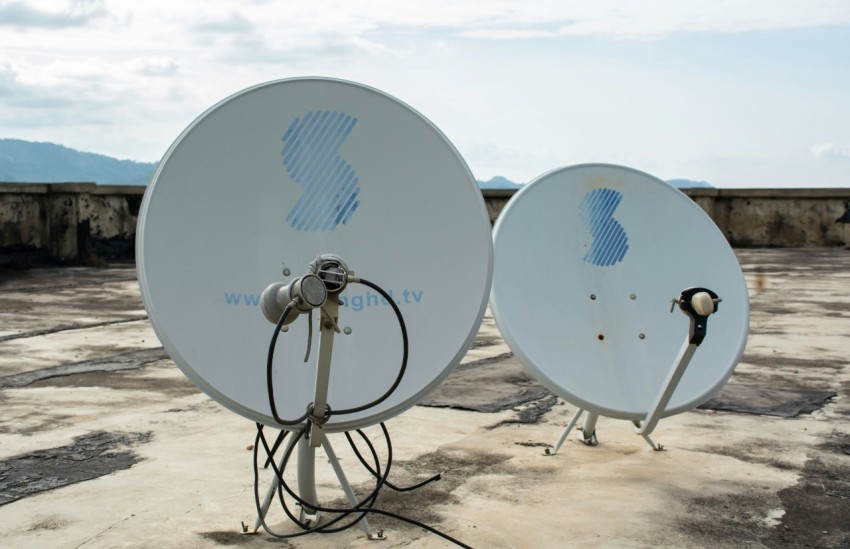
[254,299,382,538]
[308,299,339,447]
[254,256,383,538]
[252,432,383,539]
[633,333,698,439]
[296,438,320,523]
[580,412,599,446]
[633,288,720,448]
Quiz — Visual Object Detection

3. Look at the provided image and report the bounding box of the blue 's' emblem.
[282,111,361,231]
[579,188,629,267]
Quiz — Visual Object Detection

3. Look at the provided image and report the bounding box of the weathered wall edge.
[1,183,849,264]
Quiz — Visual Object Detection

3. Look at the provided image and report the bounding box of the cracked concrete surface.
[0,348,168,389]
[0,249,848,548]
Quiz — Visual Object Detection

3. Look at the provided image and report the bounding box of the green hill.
[0,139,716,190]
[0,139,157,186]
[477,176,524,189]
[477,175,714,190]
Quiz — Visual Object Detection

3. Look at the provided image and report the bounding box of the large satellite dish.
[137,77,493,433]
[490,164,749,449]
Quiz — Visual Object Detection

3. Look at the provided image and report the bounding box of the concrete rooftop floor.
[0,248,849,548]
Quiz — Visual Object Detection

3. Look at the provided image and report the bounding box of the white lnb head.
[261,274,328,325]
[691,292,716,316]
[309,254,350,294]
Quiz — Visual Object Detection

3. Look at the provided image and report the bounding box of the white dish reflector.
[490,164,749,420]
[137,78,493,431]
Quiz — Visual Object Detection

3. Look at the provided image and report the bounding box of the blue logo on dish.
[282,111,361,232]
[579,188,629,267]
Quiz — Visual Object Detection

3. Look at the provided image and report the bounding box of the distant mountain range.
[0,139,714,189]
[665,178,714,189]
[478,175,714,189]
[0,139,157,186]
[478,176,524,190]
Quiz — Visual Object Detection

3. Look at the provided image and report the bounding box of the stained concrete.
[0,431,151,505]
[420,354,548,413]
[699,383,836,417]
[0,184,140,263]
[0,248,848,548]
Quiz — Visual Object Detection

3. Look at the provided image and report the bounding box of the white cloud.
[461,28,558,40]
[193,12,255,34]
[130,56,180,77]
[206,0,850,42]
[240,0,850,40]
[452,0,850,40]
[0,0,107,28]
[812,142,850,160]
[0,0,849,185]
[461,141,566,183]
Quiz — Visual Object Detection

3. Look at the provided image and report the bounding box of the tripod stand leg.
[545,407,584,456]
[321,435,385,540]
[253,433,300,533]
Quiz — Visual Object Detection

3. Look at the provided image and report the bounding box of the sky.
[1,0,849,188]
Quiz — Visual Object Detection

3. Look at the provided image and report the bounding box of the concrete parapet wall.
[684,188,850,247]
[0,183,144,263]
[0,185,47,253]
[0,183,848,264]
[483,187,850,248]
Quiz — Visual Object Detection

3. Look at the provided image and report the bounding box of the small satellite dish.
[490,164,749,449]
[137,77,493,433]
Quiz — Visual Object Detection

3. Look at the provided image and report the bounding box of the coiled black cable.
[345,429,442,492]
[325,278,408,417]
[258,274,471,547]
[254,425,377,536]
[265,278,407,425]
[266,301,307,426]
[254,422,472,547]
